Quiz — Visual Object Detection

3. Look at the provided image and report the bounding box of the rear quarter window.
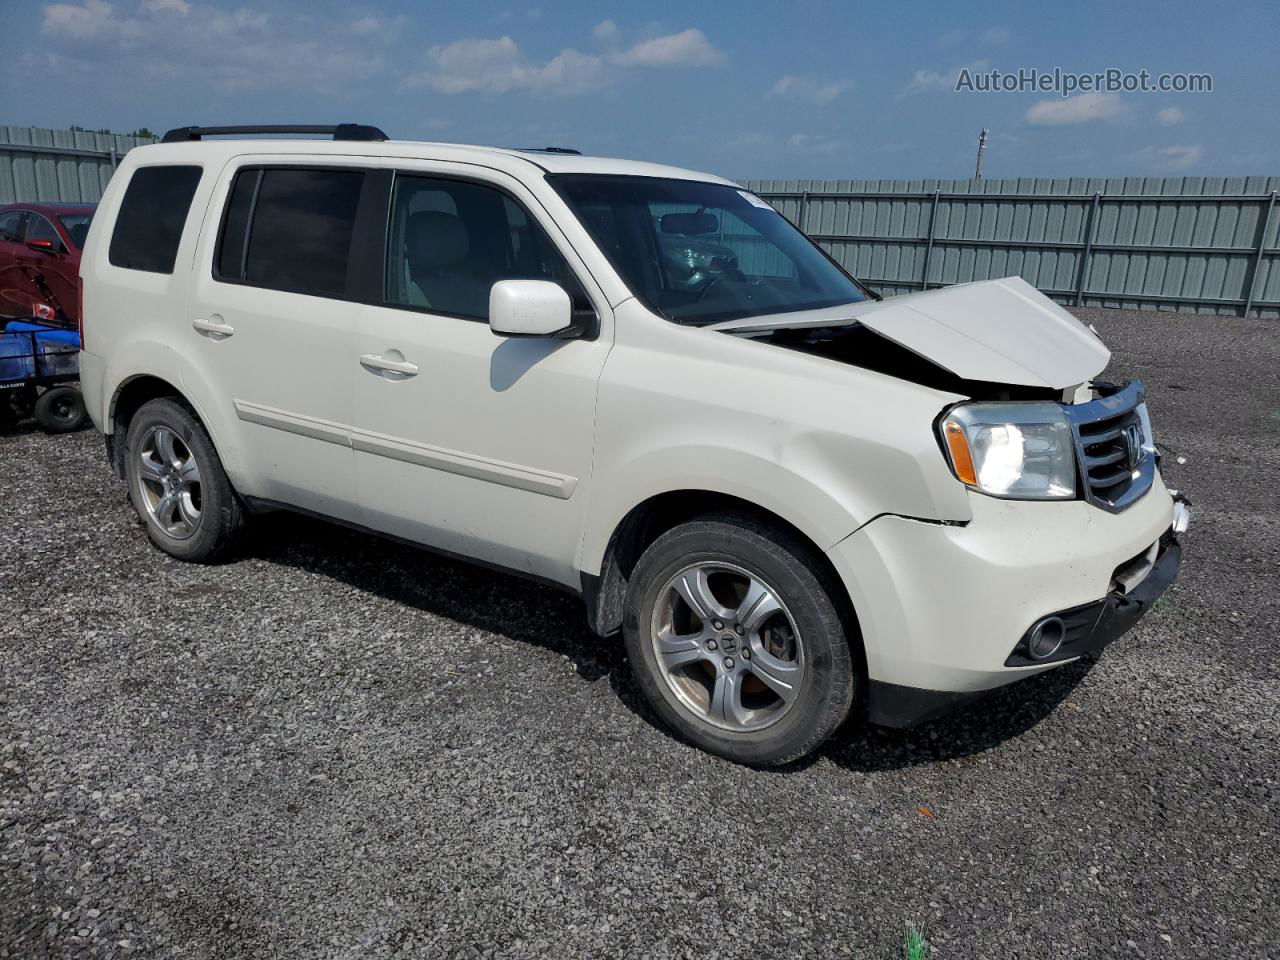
[108,165,202,274]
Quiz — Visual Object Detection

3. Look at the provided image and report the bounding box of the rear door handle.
[359,353,419,377]
[193,316,235,339]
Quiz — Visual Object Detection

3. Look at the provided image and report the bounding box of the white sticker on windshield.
[738,190,776,210]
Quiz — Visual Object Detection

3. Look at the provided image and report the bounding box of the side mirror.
[27,237,59,254]
[489,279,574,338]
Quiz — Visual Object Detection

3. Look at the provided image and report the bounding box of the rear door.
[181,160,371,520]
[350,166,611,586]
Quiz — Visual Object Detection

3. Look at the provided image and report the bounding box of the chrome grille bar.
[1064,380,1155,513]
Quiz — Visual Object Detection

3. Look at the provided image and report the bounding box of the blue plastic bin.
[0,335,36,382]
[2,321,80,379]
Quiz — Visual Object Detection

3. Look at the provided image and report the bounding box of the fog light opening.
[1027,616,1066,661]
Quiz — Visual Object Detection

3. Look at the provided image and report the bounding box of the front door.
[0,210,30,318]
[22,214,80,323]
[351,168,611,586]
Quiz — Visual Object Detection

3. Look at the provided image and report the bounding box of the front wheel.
[623,514,856,766]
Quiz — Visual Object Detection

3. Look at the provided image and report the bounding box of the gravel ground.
[1,307,1276,960]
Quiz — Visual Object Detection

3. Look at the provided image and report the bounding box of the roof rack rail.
[516,146,582,156]
[160,124,389,144]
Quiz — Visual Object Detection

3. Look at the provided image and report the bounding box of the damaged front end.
[712,275,1111,402]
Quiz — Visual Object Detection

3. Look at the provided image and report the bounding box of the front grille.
[1065,380,1155,512]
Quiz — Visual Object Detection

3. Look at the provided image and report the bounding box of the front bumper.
[826,481,1187,727]
[865,532,1181,727]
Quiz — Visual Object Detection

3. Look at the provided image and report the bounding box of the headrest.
[406,211,469,267]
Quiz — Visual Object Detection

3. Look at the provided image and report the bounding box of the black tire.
[32,385,87,433]
[623,513,856,767]
[124,397,245,563]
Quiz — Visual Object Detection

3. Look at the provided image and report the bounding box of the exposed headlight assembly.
[940,402,1076,500]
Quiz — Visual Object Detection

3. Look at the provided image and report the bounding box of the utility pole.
[974,127,988,180]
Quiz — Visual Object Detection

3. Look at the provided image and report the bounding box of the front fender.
[579,438,954,577]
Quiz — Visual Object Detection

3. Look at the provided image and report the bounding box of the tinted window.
[215,169,259,280]
[215,167,363,298]
[58,212,94,250]
[386,174,585,320]
[109,165,202,273]
[0,211,25,242]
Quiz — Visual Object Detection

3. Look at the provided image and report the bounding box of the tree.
[69,124,157,140]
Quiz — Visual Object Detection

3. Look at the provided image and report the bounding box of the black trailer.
[0,319,86,433]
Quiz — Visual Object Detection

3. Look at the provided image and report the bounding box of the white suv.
[78,124,1189,766]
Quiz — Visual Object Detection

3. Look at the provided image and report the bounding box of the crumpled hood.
[711,276,1110,390]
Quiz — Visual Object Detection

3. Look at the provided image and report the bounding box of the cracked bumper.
[826,478,1182,721]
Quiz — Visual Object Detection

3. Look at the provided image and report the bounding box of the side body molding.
[232,399,578,500]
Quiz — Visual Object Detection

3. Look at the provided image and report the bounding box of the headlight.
[939,402,1076,500]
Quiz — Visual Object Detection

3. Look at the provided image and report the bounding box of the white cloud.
[39,1,385,93]
[1143,144,1205,170]
[42,0,120,39]
[981,26,1011,44]
[768,74,850,104]
[592,19,619,43]
[902,59,988,95]
[1025,93,1125,125]
[1156,106,1187,126]
[787,132,844,155]
[409,36,608,96]
[349,15,382,35]
[611,28,723,68]
[407,27,724,97]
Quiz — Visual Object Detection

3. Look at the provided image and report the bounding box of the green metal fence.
[2,127,1275,318]
[745,177,1280,318]
[0,126,155,206]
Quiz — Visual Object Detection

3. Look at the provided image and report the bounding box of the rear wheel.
[124,397,245,563]
[623,514,856,766]
[33,385,86,433]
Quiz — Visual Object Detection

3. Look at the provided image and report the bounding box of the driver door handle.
[359,353,419,377]
[192,316,235,338]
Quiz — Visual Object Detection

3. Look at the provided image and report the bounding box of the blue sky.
[3,0,1276,179]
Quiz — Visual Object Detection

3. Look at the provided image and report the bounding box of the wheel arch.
[105,374,231,482]
[581,489,865,681]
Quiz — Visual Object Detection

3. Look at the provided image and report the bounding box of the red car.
[0,202,95,329]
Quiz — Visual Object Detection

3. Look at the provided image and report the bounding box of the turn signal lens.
[942,420,977,485]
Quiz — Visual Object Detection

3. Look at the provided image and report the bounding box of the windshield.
[550,175,870,325]
[57,212,94,250]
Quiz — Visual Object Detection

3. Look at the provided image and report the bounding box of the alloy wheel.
[136,425,203,540]
[649,562,805,732]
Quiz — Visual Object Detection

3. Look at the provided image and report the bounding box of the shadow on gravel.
[244,511,627,684]
[819,659,1094,772]
[0,420,41,438]
[245,510,1095,771]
